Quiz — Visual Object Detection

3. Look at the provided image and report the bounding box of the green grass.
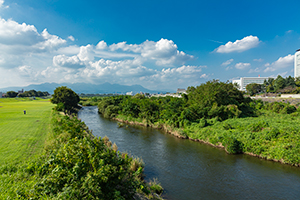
[183,111,300,165]
[0,98,54,164]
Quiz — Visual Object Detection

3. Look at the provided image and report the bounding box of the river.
[78,106,300,200]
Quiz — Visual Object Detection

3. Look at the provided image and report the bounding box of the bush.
[248,121,268,132]
[224,137,243,154]
[149,178,163,195]
[198,118,207,128]
[54,102,65,111]
[265,128,280,140]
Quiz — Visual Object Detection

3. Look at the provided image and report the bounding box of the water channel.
[78,106,300,200]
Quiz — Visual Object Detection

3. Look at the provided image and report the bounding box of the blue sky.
[0,0,300,90]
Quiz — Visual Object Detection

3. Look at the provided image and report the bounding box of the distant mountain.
[0,82,171,94]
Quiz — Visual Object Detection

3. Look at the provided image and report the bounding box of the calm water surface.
[78,106,300,200]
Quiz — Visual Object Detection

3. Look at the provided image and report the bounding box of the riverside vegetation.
[0,91,163,199]
[97,80,300,166]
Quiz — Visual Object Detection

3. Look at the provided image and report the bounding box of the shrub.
[198,118,207,128]
[224,137,243,154]
[223,123,233,130]
[281,105,297,114]
[265,128,280,140]
[248,121,268,132]
[149,178,163,195]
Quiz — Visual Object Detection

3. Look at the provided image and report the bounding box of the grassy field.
[0,98,54,164]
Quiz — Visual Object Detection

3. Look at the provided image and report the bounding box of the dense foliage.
[51,86,80,114]
[18,90,49,97]
[246,83,262,96]
[247,75,300,95]
[4,90,49,98]
[0,111,163,199]
[98,80,254,128]
[5,91,18,97]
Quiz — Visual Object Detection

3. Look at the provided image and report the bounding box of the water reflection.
[78,106,300,200]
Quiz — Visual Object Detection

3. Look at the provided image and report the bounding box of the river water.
[78,106,300,200]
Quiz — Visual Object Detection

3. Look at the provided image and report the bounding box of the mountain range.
[0,82,172,94]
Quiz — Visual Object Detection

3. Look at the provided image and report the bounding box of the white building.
[126,91,134,96]
[176,88,187,94]
[232,77,268,91]
[294,49,300,78]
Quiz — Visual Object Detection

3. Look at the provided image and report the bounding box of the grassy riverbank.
[0,98,54,164]
[116,110,300,166]
[0,98,54,198]
[0,97,163,199]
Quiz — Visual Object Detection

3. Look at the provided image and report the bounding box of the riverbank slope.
[113,110,300,167]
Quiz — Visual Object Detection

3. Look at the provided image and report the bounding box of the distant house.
[177,88,187,94]
[0,92,2,98]
[18,89,24,94]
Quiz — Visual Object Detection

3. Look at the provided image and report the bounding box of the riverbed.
[78,106,300,200]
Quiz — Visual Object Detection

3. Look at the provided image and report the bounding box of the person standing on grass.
[23,110,26,114]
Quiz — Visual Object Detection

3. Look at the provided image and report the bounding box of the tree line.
[5,90,49,98]
[246,75,300,96]
[98,80,255,128]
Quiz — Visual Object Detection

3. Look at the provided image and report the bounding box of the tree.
[285,76,295,87]
[51,86,80,114]
[5,91,18,98]
[274,75,286,92]
[246,83,262,96]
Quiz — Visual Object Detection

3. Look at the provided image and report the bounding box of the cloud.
[53,55,85,69]
[253,58,263,62]
[77,44,94,61]
[0,0,8,9]
[225,66,233,71]
[215,35,260,53]
[0,17,41,45]
[264,54,294,72]
[146,65,206,88]
[0,17,201,90]
[208,39,223,44]
[0,17,66,70]
[200,74,209,78]
[96,40,107,49]
[248,67,260,73]
[68,35,75,41]
[221,59,234,66]
[18,65,34,76]
[109,38,194,66]
[235,62,251,70]
[35,29,66,50]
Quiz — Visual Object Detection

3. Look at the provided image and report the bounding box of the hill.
[0,82,171,94]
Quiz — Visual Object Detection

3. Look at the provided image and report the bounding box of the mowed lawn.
[0,98,54,164]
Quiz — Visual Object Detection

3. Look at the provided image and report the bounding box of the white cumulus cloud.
[215,35,260,53]
[68,35,75,41]
[109,38,193,66]
[264,54,294,72]
[96,40,107,50]
[0,16,201,90]
[235,62,251,70]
